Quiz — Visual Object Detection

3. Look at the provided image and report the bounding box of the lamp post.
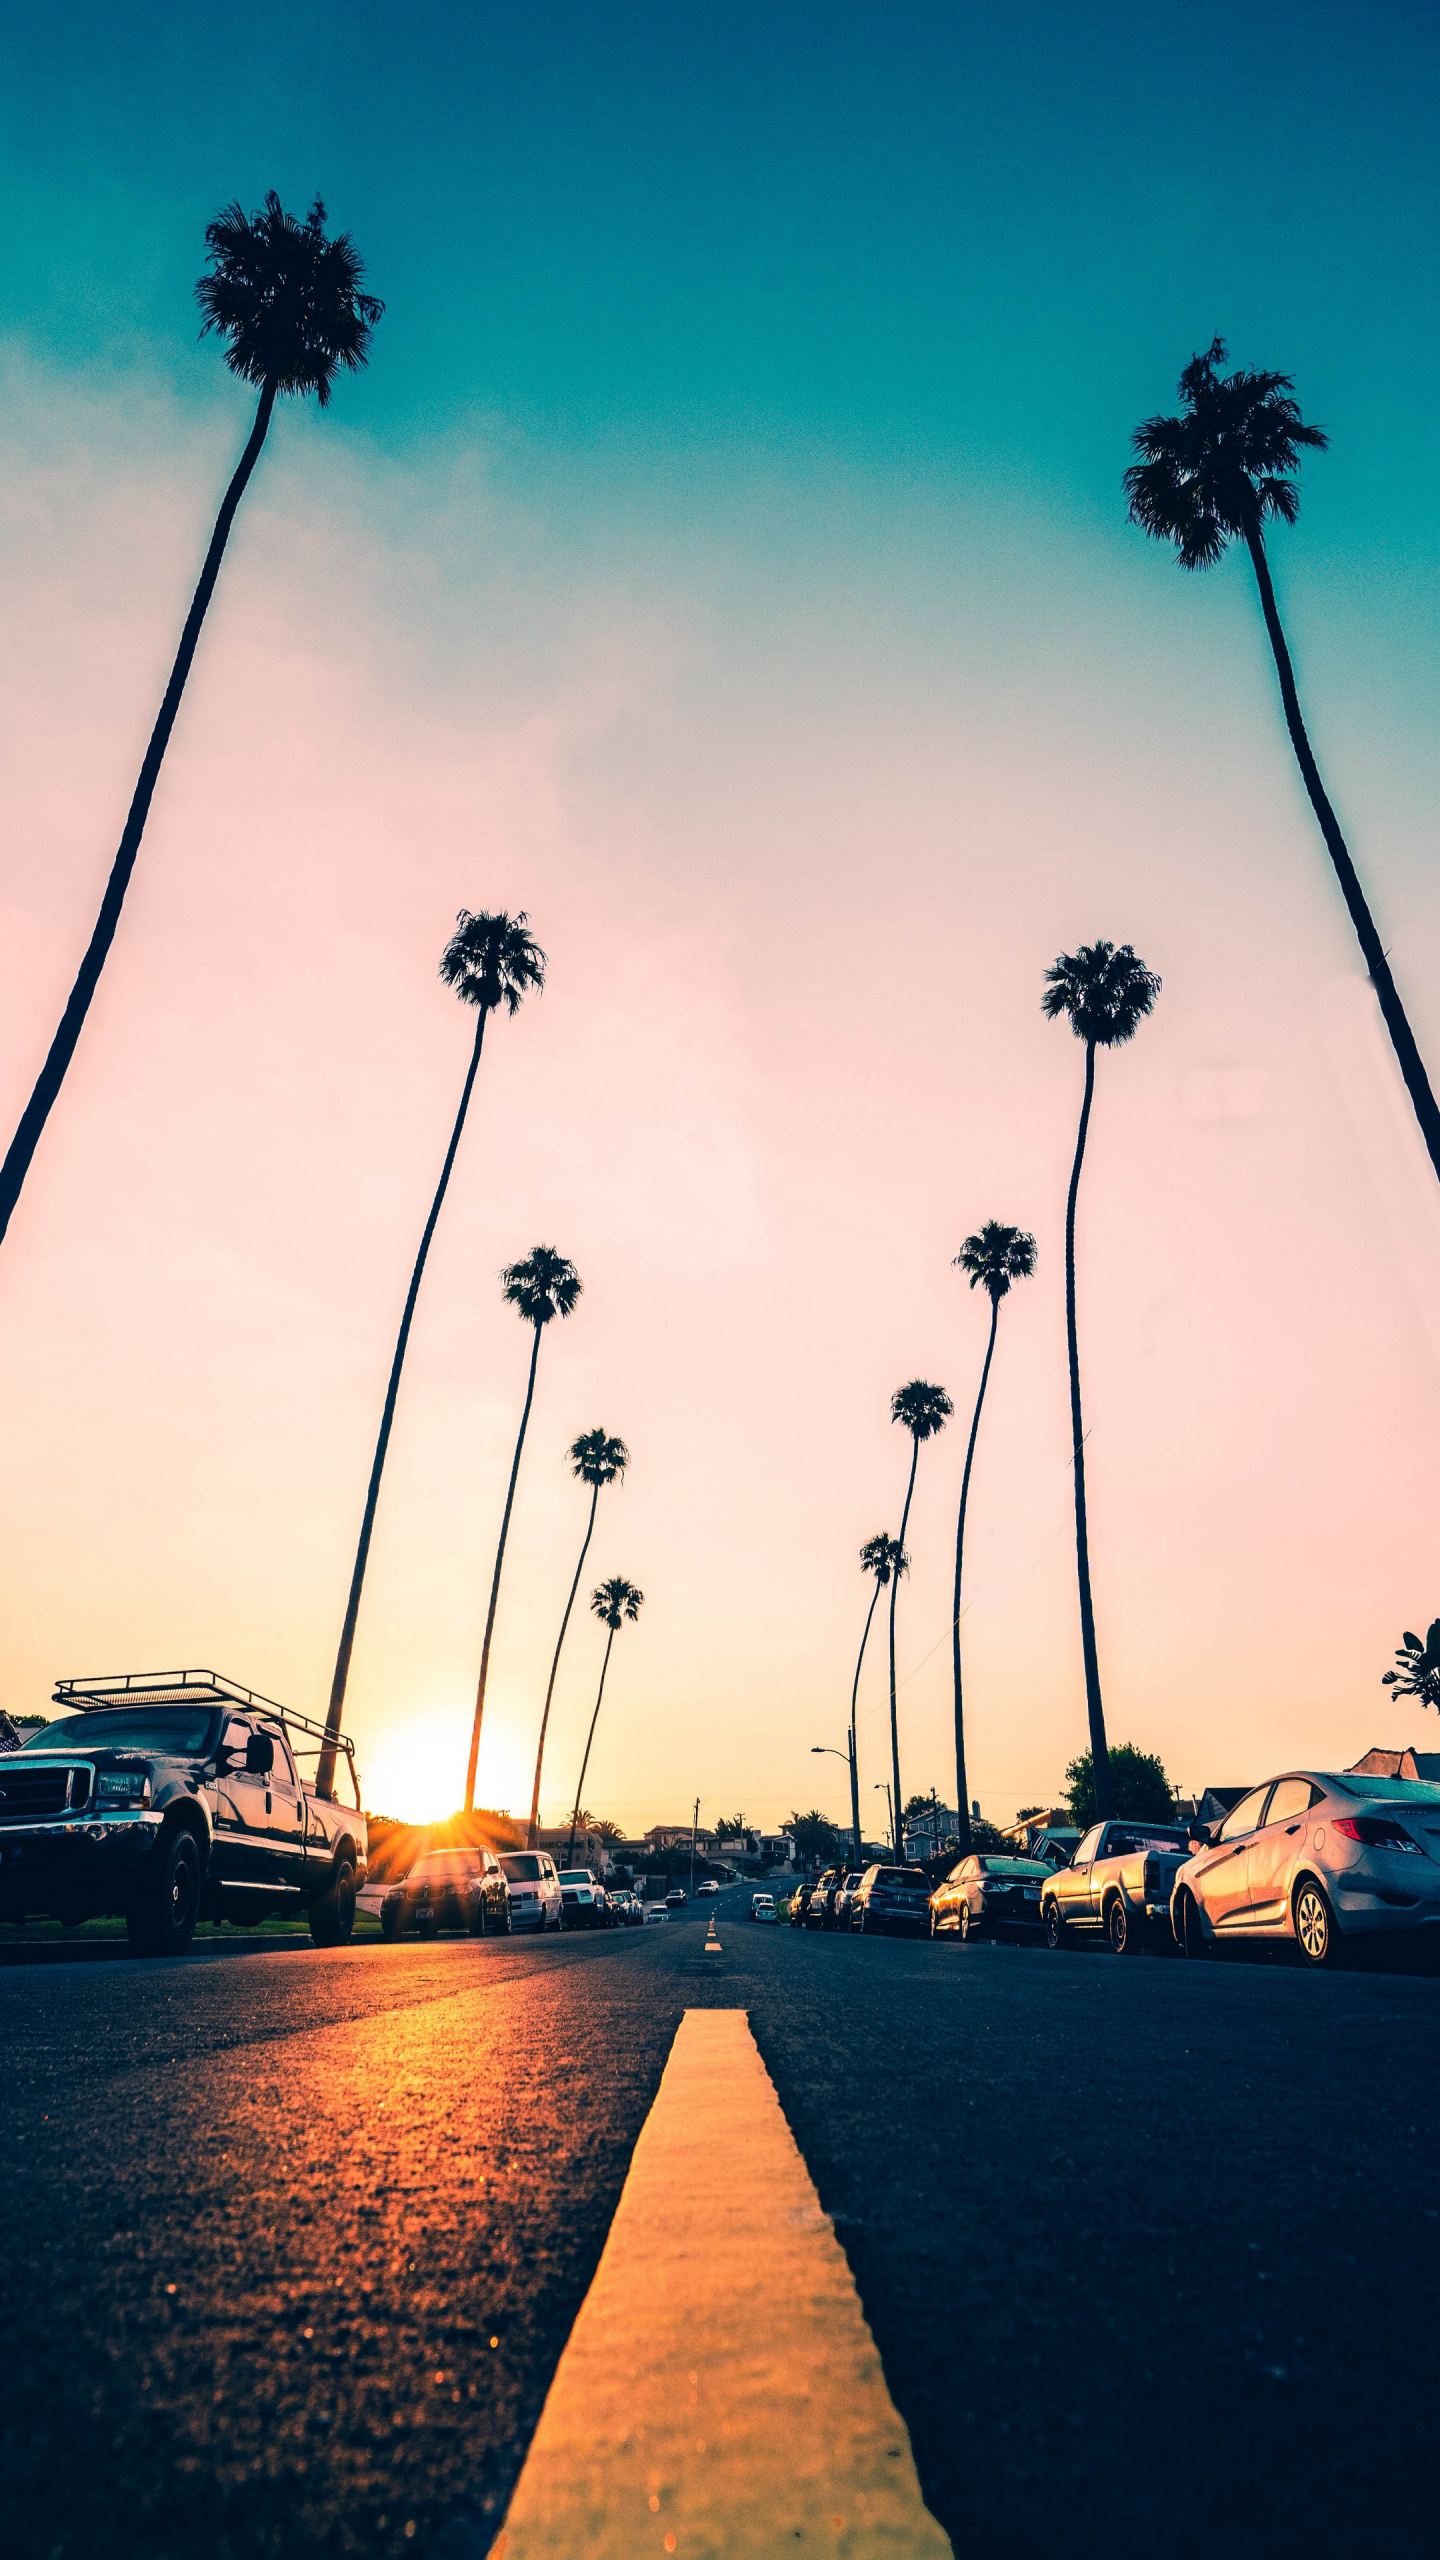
[689,1796,700,1900]
[812,1743,860,1870]
[875,1781,894,1856]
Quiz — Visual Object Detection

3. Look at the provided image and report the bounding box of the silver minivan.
[1171,1769,1440,1967]
[498,1850,563,1931]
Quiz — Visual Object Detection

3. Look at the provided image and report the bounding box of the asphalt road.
[4,1882,1436,2560]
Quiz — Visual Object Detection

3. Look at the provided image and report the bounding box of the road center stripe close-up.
[488,2006,952,2558]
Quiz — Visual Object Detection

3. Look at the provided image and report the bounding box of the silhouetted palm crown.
[1042,943,1161,1048]
[1123,337,1326,571]
[440,911,547,1017]
[196,193,384,404]
[860,1533,908,1585]
[503,1247,581,1328]
[891,1380,953,1441]
[569,1429,630,1491]
[955,1222,1037,1303]
[592,1577,644,1631]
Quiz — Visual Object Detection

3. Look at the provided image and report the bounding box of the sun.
[359,1695,534,1827]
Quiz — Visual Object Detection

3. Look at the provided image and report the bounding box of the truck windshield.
[15,1708,219,1755]
[499,1854,544,1882]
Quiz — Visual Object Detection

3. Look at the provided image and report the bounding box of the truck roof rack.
[50,1669,356,1770]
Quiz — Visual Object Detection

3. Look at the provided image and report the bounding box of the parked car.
[1171,1768,1440,1968]
[931,1853,1049,1940]
[608,1888,642,1926]
[831,1871,867,1931]
[665,1886,688,1908]
[750,1892,777,1923]
[558,1867,608,1929]
[849,1864,934,1936]
[498,1849,563,1931]
[381,1847,510,1940]
[696,1879,720,1897]
[0,1667,367,1956]
[803,1865,846,1929]
[788,1878,820,1927]
[1042,1820,1196,1953]
[643,1901,670,1923]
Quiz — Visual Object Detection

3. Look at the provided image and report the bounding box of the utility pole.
[689,1796,700,1899]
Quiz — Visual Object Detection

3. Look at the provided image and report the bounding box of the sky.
[1,0,1438,1835]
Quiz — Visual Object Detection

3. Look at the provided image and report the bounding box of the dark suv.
[380,1848,510,1940]
[849,1864,934,1937]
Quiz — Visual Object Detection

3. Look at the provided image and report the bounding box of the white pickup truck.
[0,1668,367,1955]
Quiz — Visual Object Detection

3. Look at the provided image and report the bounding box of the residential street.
[4,1880,1436,2560]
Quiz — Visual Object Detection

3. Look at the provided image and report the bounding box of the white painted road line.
[488,2007,953,2558]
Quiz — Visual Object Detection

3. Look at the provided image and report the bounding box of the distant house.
[1348,1746,1440,1783]
[644,1822,715,1851]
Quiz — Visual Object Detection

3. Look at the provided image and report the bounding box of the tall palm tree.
[1042,943,1160,1821]
[0,193,383,1251]
[850,1532,906,1868]
[526,1427,630,1846]
[950,1222,1037,1854]
[887,1381,952,1849]
[1126,339,1440,1185]
[315,912,544,1796]
[464,1246,582,1812]
[566,1578,644,1865]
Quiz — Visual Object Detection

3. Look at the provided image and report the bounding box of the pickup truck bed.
[1040,1819,1195,1955]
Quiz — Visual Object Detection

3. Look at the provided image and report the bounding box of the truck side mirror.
[245,1732,275,1775]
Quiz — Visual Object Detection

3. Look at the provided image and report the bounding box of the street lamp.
[874,1781,894,1855]
[811,1742,860,1872]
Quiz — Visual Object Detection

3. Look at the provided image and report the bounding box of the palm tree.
[1042,943,1160,1820]
[887,1381,952,1848]
[566,1578,644,1865]
[950,1222,1037,1854]
[1126,339,1440,1185]
[463,1246,582,1813]
[0,193,383,1251]
[315,911,544,1797]
[849,1532,906,1868]
[1382,1622,1440,1713]
[526,1427,630,1846]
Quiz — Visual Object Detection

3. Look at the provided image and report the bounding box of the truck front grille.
[0,1764,87,1822]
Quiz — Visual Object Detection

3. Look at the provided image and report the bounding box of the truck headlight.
[97,1773,151,1808]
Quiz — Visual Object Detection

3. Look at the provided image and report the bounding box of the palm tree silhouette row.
[527,1427,630,1847]
[0,193,383,1252]
[951,1222,1037,1854]
[851,1532,906,1869]
[1043,941,1160,1822]
[887,1380,952,1849]
[567,1578,644,1866]
[316,911,544,1798]
[1126,339,1440,1185]
[464,1245,582,1814]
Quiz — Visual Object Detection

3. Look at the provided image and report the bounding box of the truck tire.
[126,1826,201,1957]
[1107,1897,1140,1956]
[308,1858,357,1948]
[1043,1900,1067,1951]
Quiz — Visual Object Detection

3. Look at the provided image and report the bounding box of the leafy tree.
[715,1814,751,1843]
[526,1427,630,1846]
[1015,1804,1044,1820]
[1127,339,1440,1185]
[464,1247,582,1812]
[1064,1743,1176,1829]
[0,193,383,1251]
[847,1532,905,1870]
[950,1221,1037,1857]
[1382,1622,1440,1714]
[318,910,545,1796]
[786,1810,843,1865]
[1043,943,1160,1820]
[566,1579,644,1864]
[887,1381,952,1857]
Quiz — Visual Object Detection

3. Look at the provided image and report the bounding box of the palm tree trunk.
[1244,527,1440,1181]
[526,1481,600,1847]
[1066,1039,1113,1819]
[848,1580,882,1869]
[951,1293,999,1857]
[464,1322,543,1813]
[888,1439,920,1858]
[0,380,279,1250]
[315,1005,490,1797]
[567,1623,617,1866]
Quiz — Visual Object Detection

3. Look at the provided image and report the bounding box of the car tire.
[380,1904,400,1942]
[309,1859,358,1947]
[1107,1898,1139,1956]
[1293,1877,1346,1970]
[126,1826,202,1957]
[1043,1901,1066,1951]
[1177,1890,1211,1961]
[959,1902,976,1943]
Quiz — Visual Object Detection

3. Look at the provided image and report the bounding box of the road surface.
[4,1880,1436,2559]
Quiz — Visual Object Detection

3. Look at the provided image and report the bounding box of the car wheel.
[1177,1890,1211,1961]
[126,1826,202,1957]
[959,1902,976,1943]
[1043,1901,1066,1951]
[380,1904,400,1942]
[308,1859,358,1947]
[1107,1898,1138,1956]
[1293,1877,1345,1970]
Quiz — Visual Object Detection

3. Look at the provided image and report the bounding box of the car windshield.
[1329,1775,1440,1804]
[14,1707,219,1755]
[875,1868,930,1887]
[499,1854,544,1882]
[978,1857,1050,1877]
[410,1852,483,1883]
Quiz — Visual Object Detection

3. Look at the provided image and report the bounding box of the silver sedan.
[1171,1769,1440,1968]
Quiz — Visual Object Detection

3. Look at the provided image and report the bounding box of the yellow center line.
[488,2008,953,2558]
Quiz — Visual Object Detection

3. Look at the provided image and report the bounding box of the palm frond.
[567,1427,630,1488]
[1042,941,1160,1047]
[195,192,383,406]
[890,1378,953,1442]
[954,1219,1038,1301]
[502,1245,582,1326]
[1124,335,1326,570]
[859,1531,908,1584]
[590,1575,644,1629]
[439,910,547,1016]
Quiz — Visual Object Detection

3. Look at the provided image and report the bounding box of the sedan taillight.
[1332,1815,1421,1853]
